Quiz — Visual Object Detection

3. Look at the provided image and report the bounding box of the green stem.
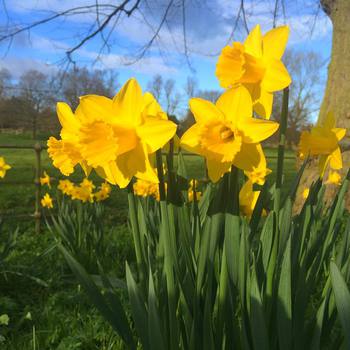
[274,87,289,215]
[156,150,166,201]
[127,182,145,283]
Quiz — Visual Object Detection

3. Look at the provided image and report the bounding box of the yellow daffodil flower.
[216,24,291,119]
[239,180,261,217]
[40,171,51,188]
[77,78,177,188]
[244,155,272,185]
[180,87,279,182]
[41,193,53,208]
[58,179,74,195]
[133,178,163,201]
[302,187,310,199]
[47,103,90,176]
[80,178,95,192]
[299,112,346,176]
[0,157,11,178]
[325,170,342,186]
[94,182,112,202]
[70,185,94,203]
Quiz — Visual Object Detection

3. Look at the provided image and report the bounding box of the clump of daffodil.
[49,78,177,188]
[41,193,53,208]
[180,86,279,182]
[216,24,291,119]
[299,111,346,176]
[239,180,262,217]
[325,170,342,186]
[133,178,163,201]
[40,171,51,188]
[0,157,11,178]
[94,182,112,202]
[58,179,74,196]
[188,180,202,202]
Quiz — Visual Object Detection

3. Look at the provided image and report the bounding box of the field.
[0,132,297,349]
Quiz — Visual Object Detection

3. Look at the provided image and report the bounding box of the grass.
[0,131,297,348]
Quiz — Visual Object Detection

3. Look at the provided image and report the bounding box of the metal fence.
[0,143,296,234]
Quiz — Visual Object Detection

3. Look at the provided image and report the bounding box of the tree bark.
[295,0,350,212]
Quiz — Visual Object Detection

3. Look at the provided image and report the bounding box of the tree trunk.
[295,0,350,212]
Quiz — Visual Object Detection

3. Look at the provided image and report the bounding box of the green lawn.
[0,132,297,229]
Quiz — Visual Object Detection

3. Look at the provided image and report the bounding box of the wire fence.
[0,143,296,234]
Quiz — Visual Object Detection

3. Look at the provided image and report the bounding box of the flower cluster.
[58,178,111,203]
[133,178,161,201]
[0,157,11,178]
[47,79,177,188]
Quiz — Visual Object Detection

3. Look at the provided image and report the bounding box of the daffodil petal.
[143,92,167,120]
[216,86,253,123]
[333,128,346,141]
[261,59,291,92]
[239,118,279,143]
[245,83,274,119]
[57,102,80,138]
[137,117,177,153]
[262,26,289,60]
[79,95,114,123]
[113,78,143,126]
[330,147,343,170]
[180,124,204,155]
[244,24,263,57]
[190,98,223,123]
[206,158,232,182]
[98,161,130,188]
[233,143,265,171]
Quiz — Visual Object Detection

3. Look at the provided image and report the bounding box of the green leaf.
[330,261,350,349]
[250,260,269,350]
[125,262,149,350]
[277,235,292,350]
[147,268,166,350]
[59,245,135,349]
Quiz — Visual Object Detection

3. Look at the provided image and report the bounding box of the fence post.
[34,142,42,234]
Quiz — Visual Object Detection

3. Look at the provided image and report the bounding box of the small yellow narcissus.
[40,171,51,188]
[216,24,291,119]
[0,157,11,178]
[188,180,202,202]
[325,171,342,186]
[299,112,346,176]
[41,193,53,208]
[180,86,279,182]
[302,188,310,199]
[94,182,112,202]
[58,179,74,195]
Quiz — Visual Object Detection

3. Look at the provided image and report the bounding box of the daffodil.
[133,178,163,201]
[0,157,11,178]
[94,182,112,201]
[47,103,90,176]
[299,112,346,176]
[76,79,177,188]
[244,156,272,185]
[239,180,261,217]
[216,24,291,119]
[325,170,342,186]
[41,193,53,208]
[58,179,74,195]
[40,171,51,188]
[180,87,279,182]
[302,187,310,199]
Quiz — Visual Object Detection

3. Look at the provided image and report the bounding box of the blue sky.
[0,0,332,114]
